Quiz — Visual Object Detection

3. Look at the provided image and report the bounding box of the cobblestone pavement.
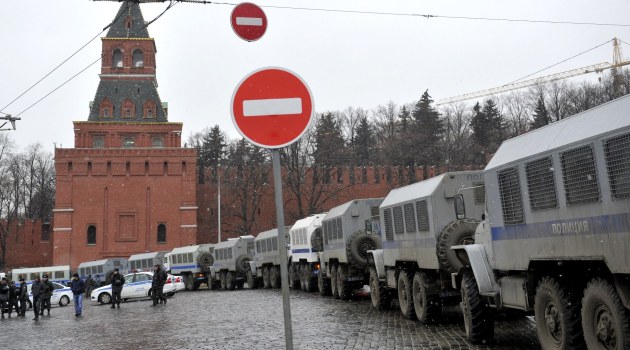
[0,288,540,350]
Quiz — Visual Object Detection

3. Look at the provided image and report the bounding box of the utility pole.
[0,113,20,131]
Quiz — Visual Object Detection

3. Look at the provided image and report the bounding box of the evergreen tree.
[395,106,414,167]
[411,90,444,168]
[313,112,346,167]
[530,95,550,130]
[351,116,375,166]
[199,125,226,168]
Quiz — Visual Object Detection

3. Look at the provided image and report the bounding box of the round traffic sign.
[231,67,314,149]
[230,2,267,42]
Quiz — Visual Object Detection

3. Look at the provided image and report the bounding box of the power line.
[0,2,132,114]
[507,39,612,84]
[211,2,630,27]
[12,1,178,119]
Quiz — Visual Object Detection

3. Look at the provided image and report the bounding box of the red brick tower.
[53,1,197,269]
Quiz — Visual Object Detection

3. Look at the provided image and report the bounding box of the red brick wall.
[3,220,53,272]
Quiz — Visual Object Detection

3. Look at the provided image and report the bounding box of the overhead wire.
[0,1,132,114]
[11,0,178,118]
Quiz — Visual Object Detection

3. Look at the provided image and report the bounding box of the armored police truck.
[319,198,383,300]
[78,258,128,285]
[288,213,326,292]
[209,235,255,290]
[248,228,284,289]
[367,171,484,323]
[128,251,169,272]
[168,244,215,290]
[451,95,630,349]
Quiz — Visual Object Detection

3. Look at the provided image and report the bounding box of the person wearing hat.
[110,268,125,309]
[7,280,18,317]
[39,274,54,316]
[70,273,86,317]
[0,277,9,319]
[31,275,43,320]
[17,277,28,317]
[151,264,168,306]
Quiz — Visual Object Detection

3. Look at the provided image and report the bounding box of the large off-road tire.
[581,278,630,350]
[185,273,195,291]
[412,272,441,324]
[346,230,380,268]
[303,264,315,292]
[299,264,306,291]
[235,255,252,274]
[197,252,214,270]
[311,228,323,252]
[208,276,217,290]
[535,276,584,350]
[289,263,300,290]
[369,267,391,310]
[398,270,416,320]
[262,267,271,289]
[226,272,236,290]
[246,270,258,289]
[330,265,339,298]
[337,264,352,300]
[318,267,331,296]
[461,270,494,344]
[270,266,280,289]
[220,271,227,290]
[437,219,479,274]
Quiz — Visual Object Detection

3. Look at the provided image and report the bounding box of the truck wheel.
[369,267,391,310]
[197,252,214,270]
[337,264,352,300]
[461,270,494,344]
[303,264,315,292]
[311,228,323,252]
[289,263,300,290]
[220,271,227,290]
[298,264,306,291]
[412,272,441,324]
[226,272,236,290]
[318,266,331,296]
[436,219,479,274]
[397,270,416,320]
[262,267,271,289]
[581,278,629,350]
[235,255,252,274]
[535,276,584,350]
[330,265,339,298]
[184,274,195,291]
[246,270,257,289]
[208,277,216,290]
[346,230,380,268]
[270,266,280,289]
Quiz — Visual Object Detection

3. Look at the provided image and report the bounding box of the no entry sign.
[230,2,267,42]
[231,67,314,149]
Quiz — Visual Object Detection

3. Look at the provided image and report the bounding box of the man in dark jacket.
[8,281,19,317]
[0,277,9,319]
[109,268,125,309]
[39,274,54,316]
[85,275,94,297]
[18,277,28,317]
[70,273,86,317]
[31,276,43,320]
[151,264,168,306]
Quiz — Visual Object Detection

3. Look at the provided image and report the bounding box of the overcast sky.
[1,0,629,152]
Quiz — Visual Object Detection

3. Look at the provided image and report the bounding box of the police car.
[90,272,177,304]
[20,281,74,309]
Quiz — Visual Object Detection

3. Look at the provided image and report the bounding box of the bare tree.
[439,103,474,169]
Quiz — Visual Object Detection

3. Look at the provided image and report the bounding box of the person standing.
[85,275,94,298]
[70,273,86,317]
[94,275,101,288]
[18,277,28,317]
[8,281,18,317]
[0,277,9,319]
[151,264,168,306]
[31,276,43,320]
[40,274,54,316]
[109,268,125,309]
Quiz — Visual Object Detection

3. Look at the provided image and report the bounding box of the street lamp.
[217,162,221,243]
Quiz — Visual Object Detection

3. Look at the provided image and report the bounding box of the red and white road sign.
[230,2,267,42]
[231,67,314,149]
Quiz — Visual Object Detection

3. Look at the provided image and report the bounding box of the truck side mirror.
[454,194,466,219]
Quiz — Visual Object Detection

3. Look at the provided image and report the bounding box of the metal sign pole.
[272,148,294,350]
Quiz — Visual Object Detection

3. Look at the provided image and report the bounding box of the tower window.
[122,137,135,148]
[157,224,166,243]
[87,225,96,245]
[152,137,164,148]
[132,49,144,68]
[112,49,123,68]
[93,136,104,149]
[147,109,153,118]
[103,108,109,117]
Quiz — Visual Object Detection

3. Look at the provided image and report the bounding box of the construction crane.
[437,38,630,105]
